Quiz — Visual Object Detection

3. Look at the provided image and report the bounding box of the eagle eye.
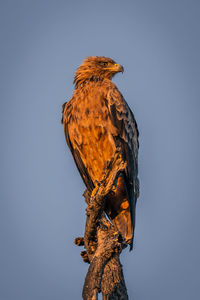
[100,61,108,67]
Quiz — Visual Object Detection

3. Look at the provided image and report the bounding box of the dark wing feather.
[62,101,94,192]
[107,87,139,247]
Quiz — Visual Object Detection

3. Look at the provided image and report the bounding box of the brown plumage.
[62,56,139,249]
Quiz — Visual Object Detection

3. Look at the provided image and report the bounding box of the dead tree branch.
[75,150,129,299]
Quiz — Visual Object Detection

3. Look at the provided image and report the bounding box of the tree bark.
[75,150,129,299]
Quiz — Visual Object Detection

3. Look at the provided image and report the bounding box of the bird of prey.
[62,56,139,249]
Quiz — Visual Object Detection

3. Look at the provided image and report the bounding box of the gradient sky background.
[1,0,200,299]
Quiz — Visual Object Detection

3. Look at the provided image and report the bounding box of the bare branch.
[76,150,129,299]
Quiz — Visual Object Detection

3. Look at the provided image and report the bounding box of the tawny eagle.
[62,56,139,249]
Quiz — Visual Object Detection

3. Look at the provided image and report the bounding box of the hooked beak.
[114,63,124,73]
[104,63,124,73]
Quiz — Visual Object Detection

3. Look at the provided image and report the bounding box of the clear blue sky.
[1,0,200,299]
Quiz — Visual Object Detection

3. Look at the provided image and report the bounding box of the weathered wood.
[101,255,128,299]
[75,150,129,299]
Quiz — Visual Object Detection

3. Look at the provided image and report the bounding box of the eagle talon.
[94,180,100,187]
[99,222,108,231]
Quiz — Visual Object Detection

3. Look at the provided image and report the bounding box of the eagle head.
[73,56,124,87]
